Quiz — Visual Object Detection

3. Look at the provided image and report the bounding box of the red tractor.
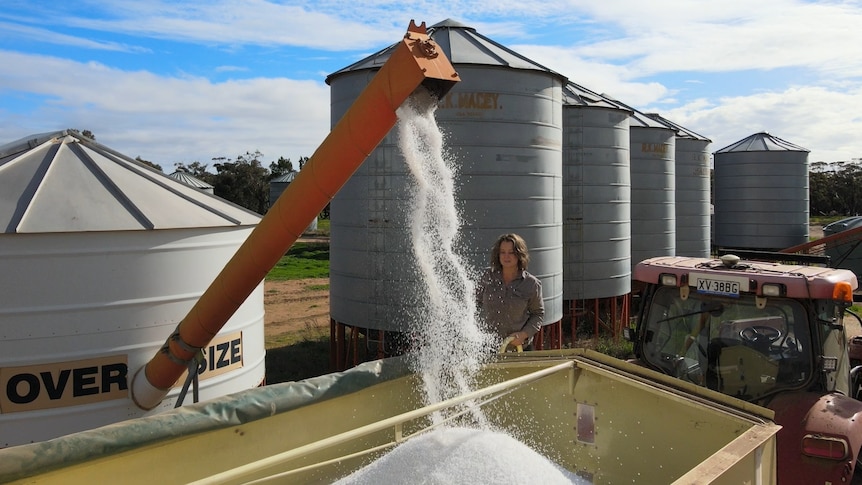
[628,252,862,484]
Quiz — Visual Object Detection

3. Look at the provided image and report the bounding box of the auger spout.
[131,20,460,410]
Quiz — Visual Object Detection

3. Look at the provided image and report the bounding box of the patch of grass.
[592,337,635,360]
[304,218,330,237]
[810,215,847,226]
[267,242,329,280]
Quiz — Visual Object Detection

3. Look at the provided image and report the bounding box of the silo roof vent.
[715,131,809,153]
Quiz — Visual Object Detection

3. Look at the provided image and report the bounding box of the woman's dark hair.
[490,233,530,271]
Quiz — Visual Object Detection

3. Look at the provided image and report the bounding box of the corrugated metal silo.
[168,168,214,194]
[646,114,712,257]
[562,82,631,300]
[269,171,317,232]
[713,132,809,250]
[0,130,265,446]
[609,100,677,266]
[269,171,297,206]
[326,19,564,335]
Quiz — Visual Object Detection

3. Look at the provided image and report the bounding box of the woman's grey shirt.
[476,268,544,339]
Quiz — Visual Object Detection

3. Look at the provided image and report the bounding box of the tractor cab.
[632,253,858,402]
[629,253,862,482]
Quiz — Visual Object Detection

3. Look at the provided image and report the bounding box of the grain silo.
[646,113,712,257]
[713,132,809,250]
[607,100,677,266]
[326,19,564,362]
[0,130,265,446]
[269,171,317,232]
[168,168,214,194]
[561,82,632,340]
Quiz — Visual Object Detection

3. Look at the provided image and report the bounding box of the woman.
[476,233,544,349]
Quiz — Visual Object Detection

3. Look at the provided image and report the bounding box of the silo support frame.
[534,320,564,350]
[329,320,391,372]
[566,295,630,344]
[132,20,461,410]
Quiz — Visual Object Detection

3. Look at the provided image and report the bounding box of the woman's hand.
[509,332,529,346]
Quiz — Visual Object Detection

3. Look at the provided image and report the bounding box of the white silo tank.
[0,130,265,447]
[713,132,809,250]
[327,19,564,334]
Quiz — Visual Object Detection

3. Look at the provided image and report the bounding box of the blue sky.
[1,0,860,168]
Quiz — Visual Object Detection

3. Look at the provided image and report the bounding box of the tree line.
[144,154,855,219]
[810,160,862,216]
[80,129,860,218]
[136,150,311,216]
[77,128,858,219]
[139,153,856,219]
[77,131,310,216]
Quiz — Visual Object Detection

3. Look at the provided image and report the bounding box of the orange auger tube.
[131,20,460,410]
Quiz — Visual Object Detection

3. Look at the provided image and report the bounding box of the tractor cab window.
[641,286,812,402]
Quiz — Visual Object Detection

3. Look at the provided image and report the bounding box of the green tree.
[212,150,269,214]
[174,161,215,184]
[809,168,830,216]
[809,160,862,216]
[839,163,862,215]
[269,156,294,179]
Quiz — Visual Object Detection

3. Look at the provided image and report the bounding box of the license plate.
[689,273,748,297]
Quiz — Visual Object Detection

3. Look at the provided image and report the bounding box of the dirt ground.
[810,223,824,240]
[264,278,330,344]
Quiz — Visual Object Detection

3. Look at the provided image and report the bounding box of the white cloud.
[2,0,862,166]
[662,84,862,163]
[553,1,862,80]
[0,51,331,166]
[509,44,670,105]
[22,0,405,51]
[0,21,149,53]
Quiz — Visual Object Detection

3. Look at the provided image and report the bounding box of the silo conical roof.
[715,132,809,153]
[0,129,260,233]
[562,82,632,112]
[168,168,214,190]
[271,171,298,183]
[645,113,711,142]
[600,96,668,129]
[326,18,566,83]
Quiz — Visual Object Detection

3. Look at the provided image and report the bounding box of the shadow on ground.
[265,338,330,384]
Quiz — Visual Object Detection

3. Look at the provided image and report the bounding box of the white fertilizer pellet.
[335,427,589,484]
